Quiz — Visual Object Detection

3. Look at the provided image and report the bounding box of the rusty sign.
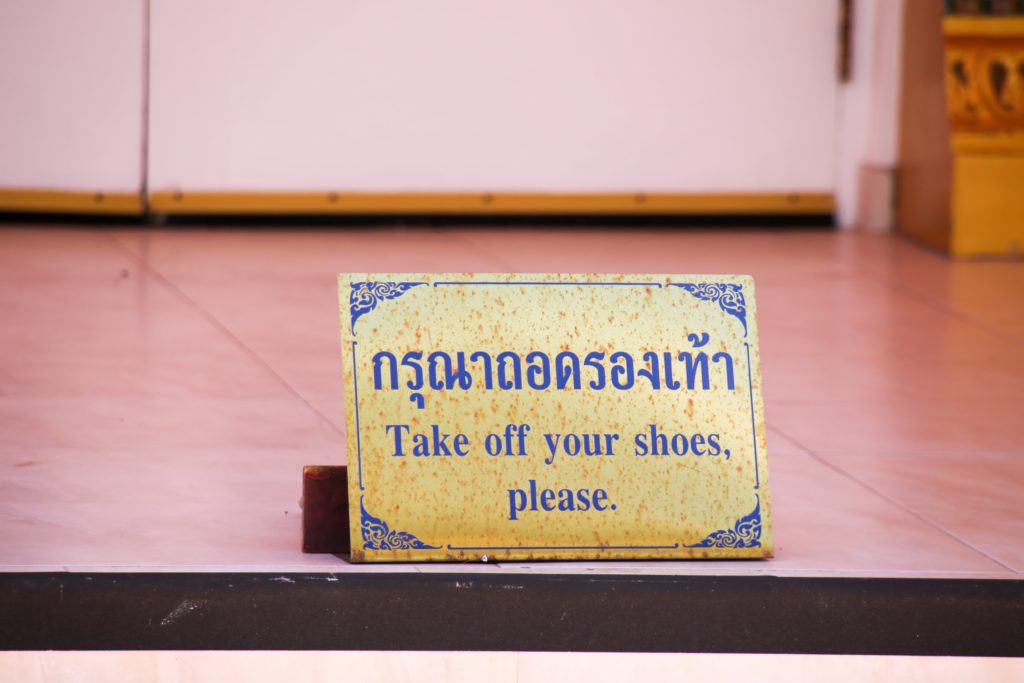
[339,274,772,562]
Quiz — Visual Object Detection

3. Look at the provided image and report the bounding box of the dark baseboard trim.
[1,573,1020,655]
[0,212,834,228]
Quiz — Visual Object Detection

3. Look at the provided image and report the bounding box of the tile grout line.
[865,237,1023,347]
[103,231,345,438]
[770,425,1019,574]
[888,282,1024,349]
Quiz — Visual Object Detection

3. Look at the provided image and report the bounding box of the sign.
[338,274,772,562]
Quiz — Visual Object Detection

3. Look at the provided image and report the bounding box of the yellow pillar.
[943,17,1024,256]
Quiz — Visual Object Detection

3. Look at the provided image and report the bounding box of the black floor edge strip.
[1,573,1021,655]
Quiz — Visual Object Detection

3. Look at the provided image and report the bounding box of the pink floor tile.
[817,452,1024,572]
[0,396,340,452]
[1,225,1020,577]
[768,399,1022,457]
[763,452,1009,575]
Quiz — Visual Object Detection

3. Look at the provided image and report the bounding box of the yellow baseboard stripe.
[147,191,834,216]
[0,190,143,216]
[952,133,1024,156]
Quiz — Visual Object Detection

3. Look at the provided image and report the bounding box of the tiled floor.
[1,224,1022,577]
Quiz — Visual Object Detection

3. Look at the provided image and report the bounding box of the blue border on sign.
[349,279,762,552]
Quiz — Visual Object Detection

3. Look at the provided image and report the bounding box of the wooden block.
[301,465,350,553]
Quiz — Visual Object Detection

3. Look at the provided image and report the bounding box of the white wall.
[0,1,145,192]
[835,0,905,229]
[2,1,908,222]
[148,0,839,194]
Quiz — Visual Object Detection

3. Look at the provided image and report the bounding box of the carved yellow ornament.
[943,18,1024,132]
[945,44,1024,131]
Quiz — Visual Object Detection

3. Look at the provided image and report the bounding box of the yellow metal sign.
[339,274,772,562]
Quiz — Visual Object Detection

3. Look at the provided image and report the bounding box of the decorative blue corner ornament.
[350,281,424,334]
[685,495,762,548]
[360,497,438,550]
[672,283,747,337]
